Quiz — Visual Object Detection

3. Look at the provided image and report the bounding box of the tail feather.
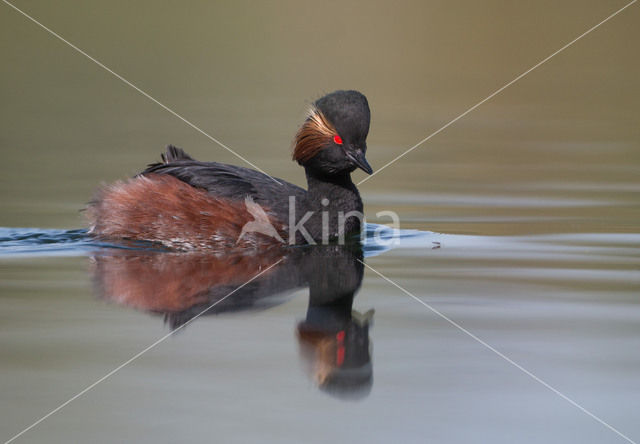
[161,144,194,164]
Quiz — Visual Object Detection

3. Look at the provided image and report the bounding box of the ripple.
[0,225,439,258]
[0,228,160,257]
[1,226,635,265]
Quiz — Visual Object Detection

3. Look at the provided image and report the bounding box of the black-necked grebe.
[87,90,372,249]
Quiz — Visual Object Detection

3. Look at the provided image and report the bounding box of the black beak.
[347,149,373,175]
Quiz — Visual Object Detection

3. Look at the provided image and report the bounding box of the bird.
[86,90,372,250]
[236,196,285,244]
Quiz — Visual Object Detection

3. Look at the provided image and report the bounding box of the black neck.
[304,169,362,211]
[298,169,363,243]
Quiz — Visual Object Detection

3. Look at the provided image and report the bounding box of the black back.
[142,145,306,213]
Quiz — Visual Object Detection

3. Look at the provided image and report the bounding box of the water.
[1,1,639,443]
[2,226,638,443]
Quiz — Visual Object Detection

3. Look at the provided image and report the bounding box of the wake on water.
[0,225,441,258]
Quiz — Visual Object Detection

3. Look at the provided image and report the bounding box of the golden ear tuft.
[292,108,337,163]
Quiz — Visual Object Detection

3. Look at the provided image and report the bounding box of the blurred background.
[1,0,638,234]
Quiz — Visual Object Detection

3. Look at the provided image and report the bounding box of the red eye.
[333,135,343,145]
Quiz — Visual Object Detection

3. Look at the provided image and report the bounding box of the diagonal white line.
[358,259,637,444]
[2,0,281,185]
[358,0,637,186]
[3,257,284,444]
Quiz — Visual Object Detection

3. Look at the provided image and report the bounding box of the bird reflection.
[89,242,373,399]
